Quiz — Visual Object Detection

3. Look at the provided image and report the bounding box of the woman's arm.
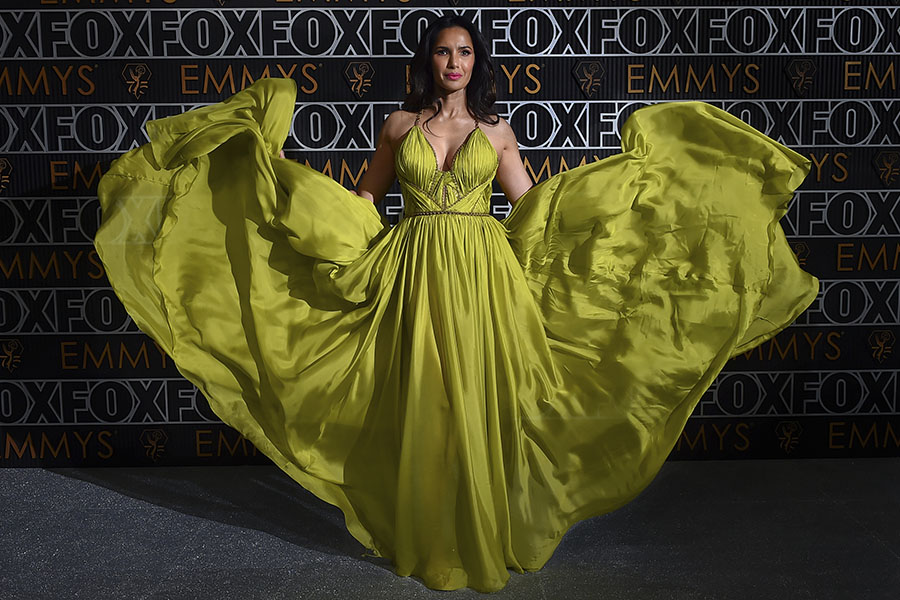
[355,111,403,205]
[493,118,533,205]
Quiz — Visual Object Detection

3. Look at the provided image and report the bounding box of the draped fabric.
[95,78,818,592]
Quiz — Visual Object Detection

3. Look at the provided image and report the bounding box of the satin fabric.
[94,77,818,592]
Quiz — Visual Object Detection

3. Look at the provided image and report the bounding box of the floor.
[1,459,898,599]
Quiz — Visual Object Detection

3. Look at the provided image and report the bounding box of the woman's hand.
[279,150,286,159]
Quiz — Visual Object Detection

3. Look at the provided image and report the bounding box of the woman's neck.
[433,88,469,119]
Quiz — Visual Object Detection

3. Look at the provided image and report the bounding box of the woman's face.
[430,26,475,95]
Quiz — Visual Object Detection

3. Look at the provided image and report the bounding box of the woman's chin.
[436,80,468,94]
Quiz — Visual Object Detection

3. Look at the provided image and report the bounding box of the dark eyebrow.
[433,44,473,51]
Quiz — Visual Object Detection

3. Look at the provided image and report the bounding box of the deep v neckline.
[416,124,481,174]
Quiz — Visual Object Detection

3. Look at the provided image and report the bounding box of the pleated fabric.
[94,77,818,592]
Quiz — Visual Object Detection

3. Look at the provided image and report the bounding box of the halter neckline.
[413,108,481,174]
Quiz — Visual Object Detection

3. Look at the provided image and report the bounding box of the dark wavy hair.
[401,15,499,128]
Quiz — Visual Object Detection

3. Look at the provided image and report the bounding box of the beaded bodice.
[394,109,500,219]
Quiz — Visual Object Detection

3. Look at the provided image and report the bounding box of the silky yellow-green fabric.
[95,77,818,592]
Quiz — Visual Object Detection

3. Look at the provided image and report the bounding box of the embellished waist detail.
[404,210,494,218]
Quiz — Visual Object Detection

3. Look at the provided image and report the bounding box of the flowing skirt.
[95,78,818,592]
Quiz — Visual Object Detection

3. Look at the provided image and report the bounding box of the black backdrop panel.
[1,2,898,465]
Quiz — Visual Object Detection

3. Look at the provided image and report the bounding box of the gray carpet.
[1,459,898,599]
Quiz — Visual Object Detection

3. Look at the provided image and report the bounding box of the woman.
[95,15,818,593]
[353,16,532,207]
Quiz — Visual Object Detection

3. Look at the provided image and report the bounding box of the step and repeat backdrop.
[0,1,897,466]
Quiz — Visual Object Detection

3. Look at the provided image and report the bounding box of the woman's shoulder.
[479,113,518,151]
[381,109,418,142]
[480,114,513,133]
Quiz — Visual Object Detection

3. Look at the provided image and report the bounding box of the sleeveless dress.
[94,77,818,592]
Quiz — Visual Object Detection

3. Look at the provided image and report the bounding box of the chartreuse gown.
[95,77,818,592]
